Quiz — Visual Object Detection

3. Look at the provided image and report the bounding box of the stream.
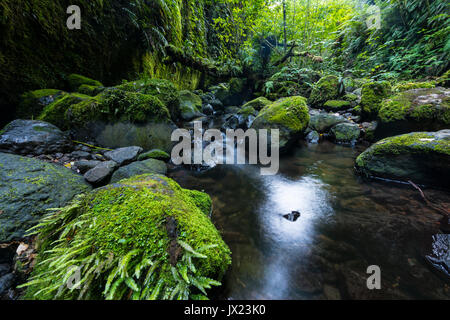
[169,141,450,300]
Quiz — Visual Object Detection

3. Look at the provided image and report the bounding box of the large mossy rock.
[251,96,310,149]
[0,152,91,242]
[178,90,203,121]
[17,89,67,119]
[330,123,361,144]
[23,174,231,300]
[118,79,181,120]
[356,130,450,188]
[39,89,172,130]
[67,74,103,92]
[0,120,72,156]
[241,97,272,111]
[360,81,392,119]
[308,75,341,108]
[377,87,450,138]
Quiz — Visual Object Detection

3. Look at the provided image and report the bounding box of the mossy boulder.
[67,74,103,92]
[308,75,342,107]
[308,110,347,133]
[437,70,450,87]
[330,123,361,144]
[77,84,104,97]
[360,81,392,119]
[251,96,310,149]
[241,97,272,111]
[118,79,181,120]
[356,130,450,187]
[23,174,231,300]
[18,89,67,119]
[39,89,172,130]
[0,152,91,242]
[377,87,450,138]
[178,90,203,121]
[210,78,250,106]
[393,81,435,93]
[323,100,352,111]
[138,149,171,162]
[266,81,312,100]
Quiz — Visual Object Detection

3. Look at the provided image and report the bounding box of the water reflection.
[169,142,450,300]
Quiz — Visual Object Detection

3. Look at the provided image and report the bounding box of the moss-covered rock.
[308,75,342,108]
[77,84,104,97]
[241,97,272,111]
[210,78,250,106]
[437,70,450,87]
[356,130,450,187]
[377,87,450,138]
[323,100,352,111]
[360,81,392,119]
[308,110,347,133]
[17,89,67,119]
[67,74,103,92]
[22,174,231,300]
[138,149,171,162]
[251,96,310,149]
[0,152,91,242]
[330,123,361,144]
[39,89,172,130]
[118,79,181,120]
[393,81,435,93]
[178,90,203,121]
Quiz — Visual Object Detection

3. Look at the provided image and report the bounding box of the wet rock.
[84,161,118,185]
[0,120,72,156]
[0,273,15,296]
[356,130,450,187]
[283,211,301,222]
[306,131,320,144]
[0,152,91,242]
[330,123,361,144]
[70,150,91,160]
[309,110,347,133]
[361,121,378,142]
[377,87,450,138]
[323,284,341,300]
[202,104,214,115]
[73,160,101,174]
[0,264,10,277]
[104,146,143,166]
[178,90,204,121]
[110,159,167,183]
[425,234,450,279]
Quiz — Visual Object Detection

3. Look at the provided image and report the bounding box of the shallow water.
[169,141,450,300]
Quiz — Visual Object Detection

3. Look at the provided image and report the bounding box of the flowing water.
[169,141,450,300]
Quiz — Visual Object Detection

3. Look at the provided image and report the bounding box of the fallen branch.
[408,180,449,217]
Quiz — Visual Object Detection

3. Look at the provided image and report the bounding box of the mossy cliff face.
[23,174,231,300]
[308,75,341,108]
[0,0,220,126]
[377,87,450,138]
[356,130,450,188]
[360,81,392,119]
[251,96,310,149]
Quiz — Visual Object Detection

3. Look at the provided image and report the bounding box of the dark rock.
[309,110,347,133]
[84,161,118,185]
[283,211,301,222]
[0,152,91,242]
[110,159,167,183]
[202,104,214,115]
[70,151,91,160]
[0,273,15,296]
[104,146,143,166]
[73,160,101,174]
[425,234,449,279]
[0,120,72,156]
[0,264,10,277]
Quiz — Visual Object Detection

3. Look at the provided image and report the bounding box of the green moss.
[393,81,435,92]
[242,97,271,111]
[437,70,450,87]
[308,75,341,107]
[22,174,231,300]
[360,81,392,119]
[138,149,171,162]
[343,93,358,102]
[323,100,351,110]
[255,96,310,132]
[18,89,66,119]
[77,84,103,96]
[118,79,180,120]
[67,74,103,92]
